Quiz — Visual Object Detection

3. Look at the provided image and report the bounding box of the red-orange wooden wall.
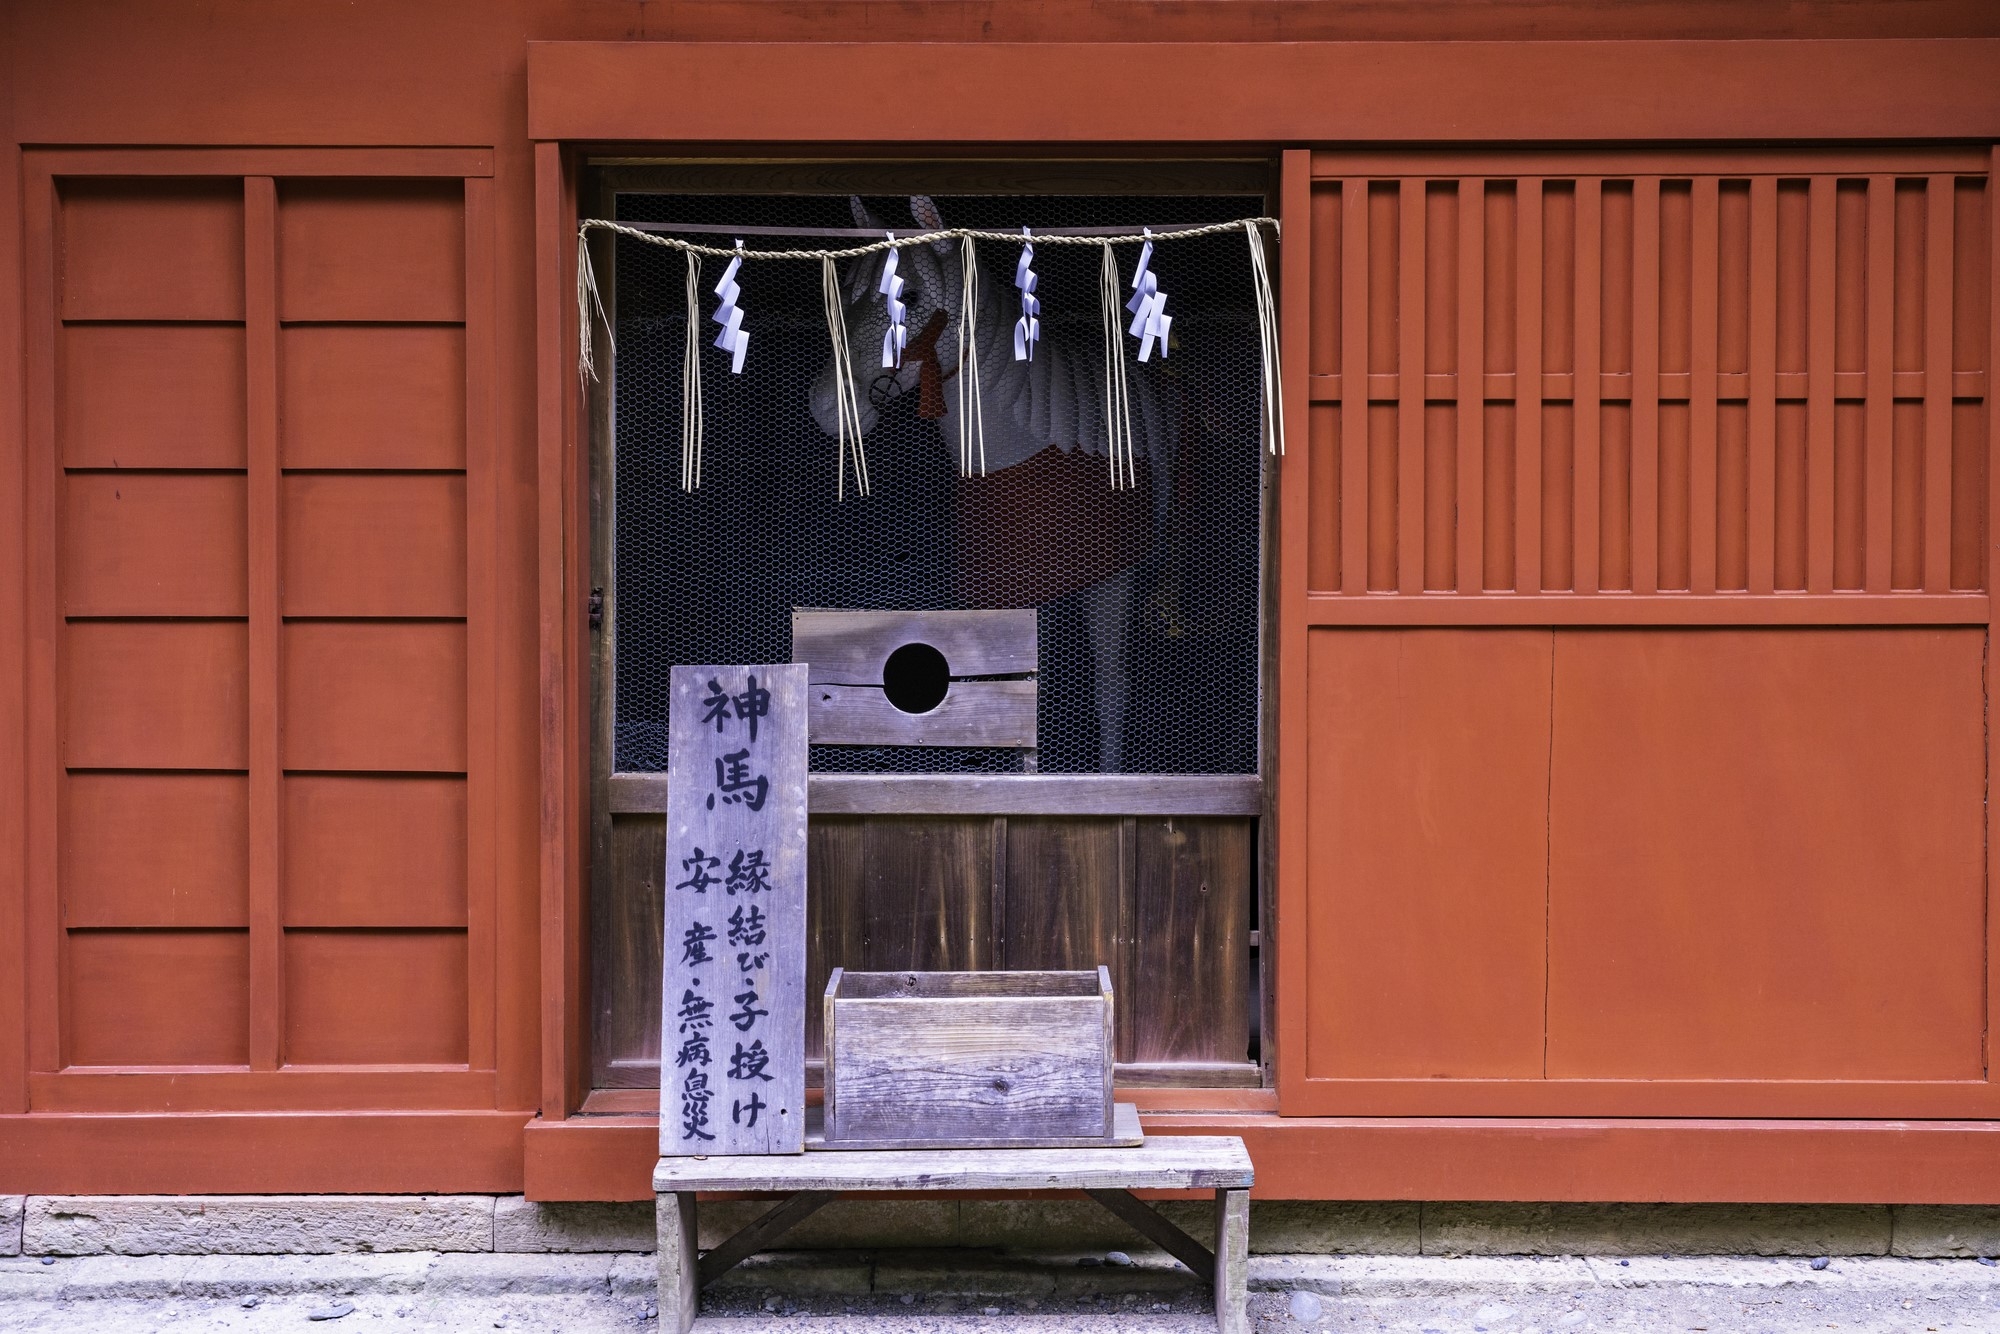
[1282,149,1995,1118]
[4,5,2000,1201]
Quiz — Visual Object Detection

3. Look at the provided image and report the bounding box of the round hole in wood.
[882,642,950,715]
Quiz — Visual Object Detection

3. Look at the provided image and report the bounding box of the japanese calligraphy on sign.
[661,664,807,1156]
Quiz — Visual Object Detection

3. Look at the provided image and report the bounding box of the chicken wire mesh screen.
[609,192,1265,775]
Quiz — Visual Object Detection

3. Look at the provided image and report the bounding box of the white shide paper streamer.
[1125,230,1172,363]
[1012,228,1040,363]
[711,242,750,375]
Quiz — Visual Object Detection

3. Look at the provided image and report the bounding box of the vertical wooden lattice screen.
[1305,151,1988,607]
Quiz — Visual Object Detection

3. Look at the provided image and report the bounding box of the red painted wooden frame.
[525,38,2000,1199]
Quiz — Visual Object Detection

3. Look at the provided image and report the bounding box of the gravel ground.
[3,1253,2000,1331]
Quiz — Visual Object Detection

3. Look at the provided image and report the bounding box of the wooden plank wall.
[1284,148,1997,1119]
[1305,152,1988,607]
[24,153,500,1111]
[596,814,1253,1090]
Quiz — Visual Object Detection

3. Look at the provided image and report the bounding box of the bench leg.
[1213,1188,1249,1334]
[657,1190,699,1334]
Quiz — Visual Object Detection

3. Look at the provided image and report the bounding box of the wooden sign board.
[660,663,807,1156]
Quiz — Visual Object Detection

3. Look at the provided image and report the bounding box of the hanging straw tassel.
[956,235,986,477]
[820,256,870,499]
[576,232,615,382]
[1245,220,1286,456]
[681,252,705,491]
[1097,242,1136,490]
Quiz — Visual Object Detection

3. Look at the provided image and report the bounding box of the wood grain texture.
[806,1097,1141,1151]
[281,472,467,617]
[824,968,1113,1145]
[860,818,992,973]
[282,775,467,928]
[63,620,249,770]
[793,608,1036,680]
[652,1132,1254,1192]
[280,621,467,772]
[58,177,244,320]
[656,1190,698,1334]
[277,178,465,323]
[611,773,1263,817]
[804,817,864,1063]
[1083,1187,1216,1282]
[660,665,806,1155]
[594,814,665,1088]
[1131,819,1251,1065]
[1215,1189,1251,1334]
[279,324,467,470]
[808,680,1036,748]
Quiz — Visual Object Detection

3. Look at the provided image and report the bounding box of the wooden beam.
[694,1190,838,1288]
[609,773,1264,817]
[1084,1188,1217,1284]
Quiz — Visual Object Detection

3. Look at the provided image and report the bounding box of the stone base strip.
[15,1196,2000,1259]
[23,1196,495,1256]
[6,1251,2000,1305]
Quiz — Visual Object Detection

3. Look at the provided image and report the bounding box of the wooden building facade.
[3,3,2000,1203]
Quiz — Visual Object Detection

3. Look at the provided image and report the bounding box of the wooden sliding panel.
[1547,628,1985,1081]
[1286,149,1991,1118]
[30,151,496,1114]
[1299,630,1550,1081]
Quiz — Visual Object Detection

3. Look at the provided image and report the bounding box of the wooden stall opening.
[580,158,1281,1110]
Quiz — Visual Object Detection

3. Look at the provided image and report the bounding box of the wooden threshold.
[609,773,1264,816]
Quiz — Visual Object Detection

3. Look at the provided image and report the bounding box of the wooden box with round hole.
[791,608,1038,750]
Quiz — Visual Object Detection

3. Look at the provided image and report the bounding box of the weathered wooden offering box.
[822,967,1130,1149]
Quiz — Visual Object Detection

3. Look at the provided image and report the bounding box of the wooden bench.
[654,1134,1254,1332]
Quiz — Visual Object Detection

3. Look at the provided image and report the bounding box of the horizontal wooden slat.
[65,773,249,928]
[36,148,494,178]
[67,930,250,1067]
[283,930,469,1065]
[1301,593,1987,625]
[809,680,1036,748]
[282,472,466,617]
[1306,369,1986,403]
[280,325,467,470]
[653,1134,1253,1192]
[609,773,1264,816]
[793,608,1037,680]
[1310,149,1990,178]
[61,324,247,468]
[278,179,465,323]
[281,621,467,773]
[60,178,245,321]
[63,472,247,617]
[64,620,249,770]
